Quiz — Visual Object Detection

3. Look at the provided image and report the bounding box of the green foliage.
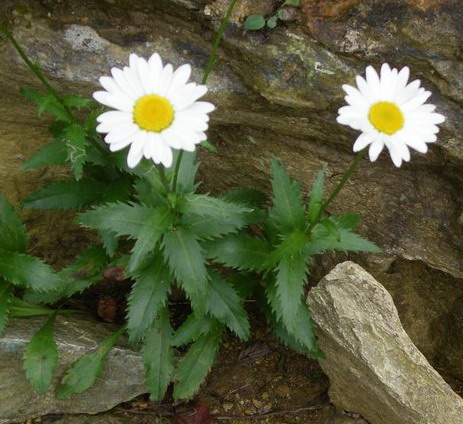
[64,123,89,180]
[79,203,152,238]
[142,308,174,401]
[0,194,27,252]
[25,246,109,304]
[171,313,214,347]
[128,207,174,272]
[0,250,62,292]
[22,139,68,170]
[0,281,13,336]
[162,228,209,307]
[244,14,266,30]
[173,322,224,400]
[206,271,249,340]
[204,234,272,272]
[4,23,382,405]
[244,0,301,31]
[23,179,108,211]
[308,165,326,223]
[57,326,125,400]
[269,159,305,234]
[23,314,58,394]
[126,259,171,343]
[20,88,73,122]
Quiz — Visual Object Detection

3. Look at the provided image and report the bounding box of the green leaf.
[308,165,327,223]
[320,218,340,242]
[270,230,310,264]
[127,259,172,343]
[274,252,308,331]
[266,16,278,29]
[9,297,56,317]
[206,271,249,341]
[57,326,125,399]
[200,140,217,153]
[181,194,251,218]
[0,280,12,336]
[0,194,27,252]
[221,188,268,210]
[244,14,266,30]
[22,139,68,170]
[78,203,152,238]
[0,250,61,291]
[63,95,97,109]
[24,246,109,304]
[142,308,174,401]
[172,313,214,347]
[101,178,132,204]
[266,307,321,357]
[266,282,316,353]
[23,179,106,210]
[162,228,209,306]
[173,323,223,400]
[100,230,119,257]
[167,151,199,194]
[307,224,381,255]
[269,159,305,234]
[181,212,248,241]
[336,213,360,230]
[64,124,89,180]
[203,234,272,272]
[284,0,300,5]
[20,88,73,122]
[23,314,58,394]
[128,207,174,272]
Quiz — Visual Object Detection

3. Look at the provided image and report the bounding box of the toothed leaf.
[127,259,171,343]
[206,271,249,340]
[142,308,174,401]
[0,194,27,252]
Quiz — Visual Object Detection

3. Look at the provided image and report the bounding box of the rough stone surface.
[307,261,463,424]
[0,316,145,424]
[0,0,463,381]
[40,412,167,424]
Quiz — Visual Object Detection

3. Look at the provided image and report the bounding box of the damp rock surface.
[307,261,463,424]
[0,316,145,424]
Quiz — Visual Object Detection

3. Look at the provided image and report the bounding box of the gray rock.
[0,316,145,424]
[307,261,463,424]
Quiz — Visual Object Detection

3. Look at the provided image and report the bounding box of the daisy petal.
[368,139,385,162]
[353,131,377,152]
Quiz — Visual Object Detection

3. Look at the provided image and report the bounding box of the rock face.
[307,261,463,424]
[0,316,145,424]
[0,0,463,383]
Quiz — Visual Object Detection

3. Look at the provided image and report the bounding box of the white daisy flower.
[93,53,215,168]
[337,63,445,167]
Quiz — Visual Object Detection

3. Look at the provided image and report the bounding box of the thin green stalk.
[0,25,65,105]
[0,24,108,157]
[201,0,240,85]
[307,149,367,233]
[155,165,172,195]
[172,0,240,192]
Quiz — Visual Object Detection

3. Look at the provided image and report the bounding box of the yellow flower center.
[133,95,174,132]
[368,101,404,135]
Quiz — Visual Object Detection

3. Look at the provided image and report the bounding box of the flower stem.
[155,164,172,195]
[307,149,367,233]
[201,0,240,85]
[172,0,240,192]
